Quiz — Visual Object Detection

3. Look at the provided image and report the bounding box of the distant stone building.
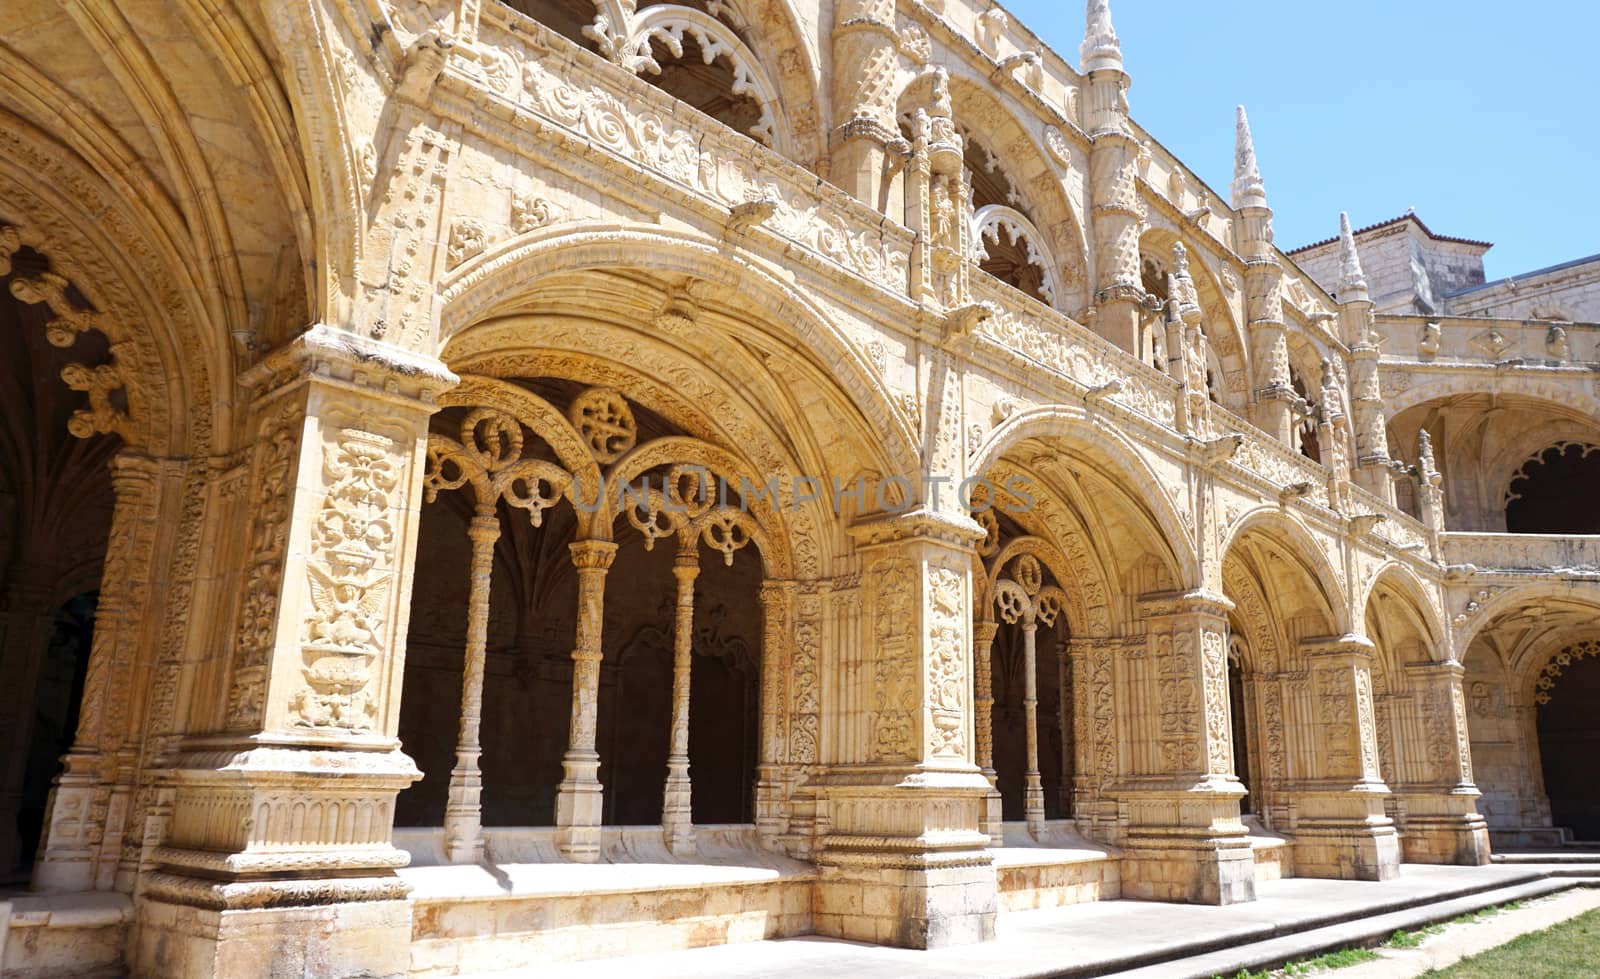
[0,1,1596,976]
[1292,212,1600,323]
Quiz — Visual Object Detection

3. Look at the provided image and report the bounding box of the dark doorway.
[1227,654,1253,815]
[1537,651,1600,841]
[1506,444,1600,535]
[15,592,96,873]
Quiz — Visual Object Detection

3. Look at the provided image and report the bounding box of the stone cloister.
[0,0,1596,975]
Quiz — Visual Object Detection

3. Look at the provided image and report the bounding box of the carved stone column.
[829,0,903,213]
[132,327,455,979]
[973,620,1002,846]
[754,579,794,843]
[1393,662,1489,865]
[554,538,618,862]
[661,543,700,855]
[34,453,162,891]
[814,509,996,949]
[443,506,500,864]
[1118,590,1254,905]
[1286,637,1401,881]
[1082,4,1144,354]
[993,556,1064,838]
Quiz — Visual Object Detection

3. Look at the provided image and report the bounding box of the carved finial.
[1417,428,1441,486]
[1168,241,1199,315]
[1231,105,1267,209]
[1336,212,1369,301]
[1081,0,1122,73]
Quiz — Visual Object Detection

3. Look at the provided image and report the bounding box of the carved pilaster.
[148,326,455,923]
[973,620,1002,846]
[1285,636,1401,881]
[34,453,163,892]
[1393,662,1490,865]
[812,509,995,950]
[1116,590,1254,905]
[756,578,797,842]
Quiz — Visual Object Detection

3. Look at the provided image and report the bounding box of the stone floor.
[485,864,1583,979]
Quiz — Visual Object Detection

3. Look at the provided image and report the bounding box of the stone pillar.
[754,580,794,842]
[973,620,1003,846]
[1394,662,1490,865]
[1331,213,1394,504]
[815,509,996,949]
[132,326,455,979]
[554,538,618,862]
[661,543,700,855]
[442,505,500,864]
[33,454,162,891]
[1288,637,1401,881]
[829,0,903,213]
[1119,590,1254,905]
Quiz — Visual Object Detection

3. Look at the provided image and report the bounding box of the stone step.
[1101,875,1600,979]
[1492,850,1600,864]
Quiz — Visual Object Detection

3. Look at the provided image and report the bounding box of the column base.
[813,770,997,949]
[1289,787,1401,881]
[132,893,412,979]
[981,782,1004,848]
[1117,782,1255,905]
[1395,791,1491,866]
[554,776,604,862]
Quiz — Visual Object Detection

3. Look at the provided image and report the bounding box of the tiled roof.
[1288,212,1493,254]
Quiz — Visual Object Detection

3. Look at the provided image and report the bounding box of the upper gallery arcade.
[1,0,1596,976]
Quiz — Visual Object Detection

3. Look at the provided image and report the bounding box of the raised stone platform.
[395,826,814,976]
[0,891,130,979]
[505,864,1581,979]
[991,821,1121,912]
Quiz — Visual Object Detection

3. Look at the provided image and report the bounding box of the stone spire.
[1336,212,1369,302]
[1081,0,1122,73]
[1231,105,1267,210]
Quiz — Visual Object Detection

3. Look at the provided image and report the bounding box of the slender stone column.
[973,620,1002,845]
[1286,637,1401,881]
[1393,662,1490,865]
[443,505,500,864]
[555,538,618,862]
[1020,619,1046,834]
[661,543,700,855]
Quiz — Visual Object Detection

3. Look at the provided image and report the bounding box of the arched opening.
[642,30,768,143]
[501,0,604,51]
[964,133,1052,305]
[1535,641,1600,841]
[988,548,1070,824]
[395,373,778,859]
[0,253,118,878]
[1506,444,1600,535]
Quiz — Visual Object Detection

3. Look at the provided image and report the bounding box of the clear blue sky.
[1001,0,1600,278]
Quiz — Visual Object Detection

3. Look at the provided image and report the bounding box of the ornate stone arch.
[1501,440,1600,510]
[981,535,1087,635]
[1137,227,1250,414]
[1220,508,1350,637]
[621,5,792,153]
[972,205,1066,309]
[970,405,1200,590]
[437,222,920,480]
[1359,562,1448,665]
[894,72,1090,311]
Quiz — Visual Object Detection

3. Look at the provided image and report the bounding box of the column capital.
[1302,634,1377,662]
[848,505,985,551]
[1136,588,1233,620]
[568,538,618,570]
[241,323,458,409]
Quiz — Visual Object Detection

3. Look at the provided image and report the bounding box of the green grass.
[1419,906,1600,978]
[1207,899,1533,978]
